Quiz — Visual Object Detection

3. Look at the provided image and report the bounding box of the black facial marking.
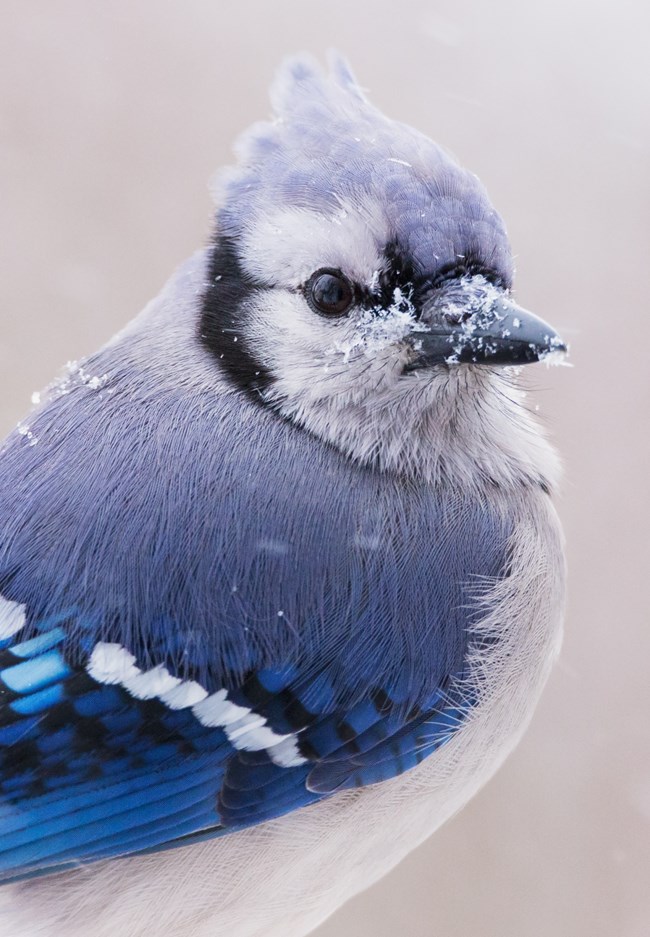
[376,240,508,312]
[200,237,272,401]
[359,241,422,310]
[382,241,422,293]
[429,248,508,291]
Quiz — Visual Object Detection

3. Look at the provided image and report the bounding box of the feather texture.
[0,54,566,937]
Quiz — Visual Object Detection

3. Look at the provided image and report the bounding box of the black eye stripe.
[304,269,355,317]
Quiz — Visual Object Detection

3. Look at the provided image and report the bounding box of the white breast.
[0,494,564,937]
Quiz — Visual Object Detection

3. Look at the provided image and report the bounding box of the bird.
[0,53,566,937]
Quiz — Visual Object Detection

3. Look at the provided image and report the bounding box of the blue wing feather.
[0,608,478,880]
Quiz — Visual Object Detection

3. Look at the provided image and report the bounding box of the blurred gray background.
[1,2,648,935]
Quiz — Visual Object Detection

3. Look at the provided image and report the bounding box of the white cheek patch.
[245,293,355,400]
[238,204,388,288]
[246,291,333,384]
[87,642,307,768]
[244,286,412,413]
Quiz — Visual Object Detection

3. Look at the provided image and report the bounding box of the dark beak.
[406,295,567,369]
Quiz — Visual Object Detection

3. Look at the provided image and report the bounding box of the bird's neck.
[273,368,560,493]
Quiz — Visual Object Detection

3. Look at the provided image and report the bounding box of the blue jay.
[0,55,566,937]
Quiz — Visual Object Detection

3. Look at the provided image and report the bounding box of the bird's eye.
[305,269,355,317]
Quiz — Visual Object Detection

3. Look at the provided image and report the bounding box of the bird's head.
[200,54,566,488]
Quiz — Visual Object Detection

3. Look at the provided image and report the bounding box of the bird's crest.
[269,51,370,119]
[211,53,395,235]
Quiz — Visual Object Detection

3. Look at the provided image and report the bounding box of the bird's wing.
[0,602,471,883]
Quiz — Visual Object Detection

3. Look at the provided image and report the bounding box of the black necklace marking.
[200,237,273,401]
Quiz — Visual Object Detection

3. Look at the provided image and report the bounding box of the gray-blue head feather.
[214,53,513,284]
[197,54,561,489]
